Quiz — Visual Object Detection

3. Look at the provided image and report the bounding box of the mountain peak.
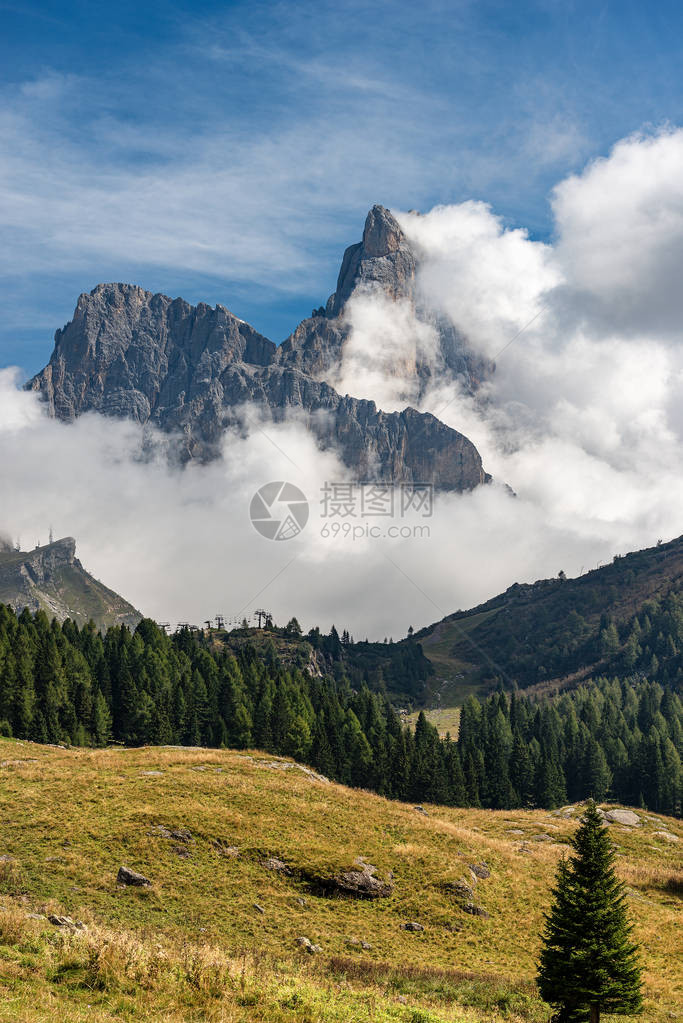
[329,204,416,316]
[361,204,405,258]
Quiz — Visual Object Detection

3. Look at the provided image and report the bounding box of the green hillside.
[0,739,680,1022]
[416,535,683,698]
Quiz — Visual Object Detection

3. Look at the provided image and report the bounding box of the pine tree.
[538,802,643,1023]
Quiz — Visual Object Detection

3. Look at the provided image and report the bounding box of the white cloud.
[4,128,683,639]
[552,127,683,335]
[331,292,439,409]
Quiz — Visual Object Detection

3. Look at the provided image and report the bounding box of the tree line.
[0,605,680,816]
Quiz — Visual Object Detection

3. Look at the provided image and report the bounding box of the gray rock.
[253,903,265,914]
[28,207,493,493]
[148,825,193,843]
[331,861,394,899]
[604,809,641,827]
[444,879,476,901]
[401,921,424,932]
[0,536,140,628]
[263,857,290,874]
[413,805,429,816]
[48,915,87,931]
[506,829,524,836]
[296,936,321,954]
[117,866,152,887]
[469,862,490,879]
[653,830,679,842]
[531,834,554,843]
[462,903,490,918]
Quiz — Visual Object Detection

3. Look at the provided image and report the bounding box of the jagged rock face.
[28,207,492,491]
[0,538,141,628]
[276,205,491,392]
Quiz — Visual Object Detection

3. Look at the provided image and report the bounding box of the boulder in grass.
[48,914,87,930]
[401,921,424,932]
[296,936,321,954]
[332,862,394,899]
[117,865,152,887]
[604,808,641,827]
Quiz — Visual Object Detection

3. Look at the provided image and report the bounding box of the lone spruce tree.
[538,801,642,1023]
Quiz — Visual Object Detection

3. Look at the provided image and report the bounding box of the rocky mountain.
[28,206,491,491]
[0,536,141,629]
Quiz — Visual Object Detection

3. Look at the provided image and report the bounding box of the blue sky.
[2,0,683,375]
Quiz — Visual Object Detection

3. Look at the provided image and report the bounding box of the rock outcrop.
[0,537,141,628]
[28,207,493,492]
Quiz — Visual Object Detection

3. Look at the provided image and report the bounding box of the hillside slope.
[417,534,683,699]
[0,537,141,629]
[0,739,680,1022]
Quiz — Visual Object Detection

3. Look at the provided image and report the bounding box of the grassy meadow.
[0,738,680,1022]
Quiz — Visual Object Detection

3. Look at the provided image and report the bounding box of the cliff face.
[28,206,492,491]
[0,538,141,628]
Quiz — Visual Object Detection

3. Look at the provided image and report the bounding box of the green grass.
[417,608,503,709]
[0,737,680,1021]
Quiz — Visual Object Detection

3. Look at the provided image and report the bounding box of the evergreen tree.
[538,802,642,1023]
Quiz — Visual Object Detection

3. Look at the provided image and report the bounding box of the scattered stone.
[531,834,554,843]
[27,913,46,920]
[212,841,240,857]
[255,759,329,784]
[462,903,490,918]
[653,831,679,843]
[172,845,191,858]
[604,809,641,827]
[469,862,490,879]
[331,861,393,899]
[413,805,429,816]
[263,857,290,874]
[296,936,321,954]
[294,897,307,907]
[506,829,524,835]
[401,921,424,932]
[444,879,475,901]
[48,914,87,931]
[45,856,67,863]
[397,995,408,1005]
[117,866,152,887]
[517,842,532,855]
[253,903,265,915]
[347,936,372,949]
[149,825,193,843]
[140,771,164,777]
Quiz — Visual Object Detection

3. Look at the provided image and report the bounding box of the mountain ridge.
[0,536,141,629]
[28,206,492,491]
[416,533,683,698]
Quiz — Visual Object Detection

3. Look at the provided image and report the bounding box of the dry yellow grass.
[0,737,681,1021]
